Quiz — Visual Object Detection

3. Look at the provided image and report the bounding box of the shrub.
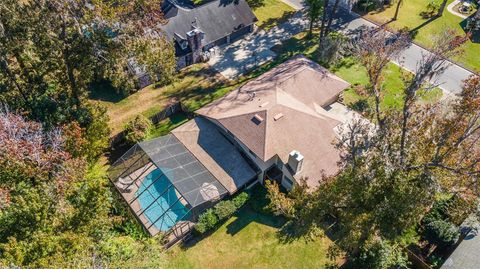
[425,0,441,17]
[194,209,218,234]
[195,191,250,234]
[427,254,445,268]
[232,192,249,208]
[214,200,237,220]
[424,220,460,248]
[124,115,152,144]
[422,199,449,225]
[354,238,408,269]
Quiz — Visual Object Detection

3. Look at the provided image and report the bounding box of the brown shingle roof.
[196,56,350,188]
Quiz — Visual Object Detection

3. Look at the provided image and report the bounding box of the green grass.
[363,0,480,72]
[165,186,340,269]
[252,0,295,30]
[145,113,189,140]
[89,64,228,136]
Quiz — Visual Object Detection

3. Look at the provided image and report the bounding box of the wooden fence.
[110,102,186,147]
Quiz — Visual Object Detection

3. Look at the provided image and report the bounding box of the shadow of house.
[225,205,285,236]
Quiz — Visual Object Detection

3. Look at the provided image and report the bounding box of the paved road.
[209,4,475,95]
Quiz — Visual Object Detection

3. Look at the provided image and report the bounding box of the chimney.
[287,150,304,175]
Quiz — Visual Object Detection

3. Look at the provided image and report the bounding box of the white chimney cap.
[289,150,303,160]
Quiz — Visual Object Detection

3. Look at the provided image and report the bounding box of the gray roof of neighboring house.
[160,0,257,49]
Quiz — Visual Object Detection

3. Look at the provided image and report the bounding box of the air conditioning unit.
[287,150,304,175]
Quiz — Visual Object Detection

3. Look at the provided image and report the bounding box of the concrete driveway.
[208,11,308,79]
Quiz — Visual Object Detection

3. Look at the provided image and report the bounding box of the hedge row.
[194,192,249,234]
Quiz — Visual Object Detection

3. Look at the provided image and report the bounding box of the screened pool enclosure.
[108,134,228,237]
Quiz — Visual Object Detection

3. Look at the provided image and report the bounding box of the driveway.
[208,11,308,79]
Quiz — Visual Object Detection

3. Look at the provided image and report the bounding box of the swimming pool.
[136,169,191,232]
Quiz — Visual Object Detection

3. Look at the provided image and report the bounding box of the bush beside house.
[195,192,250,234]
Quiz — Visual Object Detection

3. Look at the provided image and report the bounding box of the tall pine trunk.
[325,0,341,36]
[319,0,330,45]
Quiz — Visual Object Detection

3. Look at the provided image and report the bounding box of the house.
[108,56,352,239]
[159,0,258,69]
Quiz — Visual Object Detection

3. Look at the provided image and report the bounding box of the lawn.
[362,0,480,72]
[252,0,295,30]
[331,57,443,109]
[165,186,340,269]
[89,64,228,136]
[145,113,189,140]
[272,31,443,110]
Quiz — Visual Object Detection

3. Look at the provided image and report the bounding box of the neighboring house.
[108,56,352,239]
[160,0,258,69]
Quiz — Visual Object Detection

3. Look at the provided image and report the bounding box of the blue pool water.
[136,169,190,231]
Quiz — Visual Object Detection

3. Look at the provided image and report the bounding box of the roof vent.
[252,114,264,125]
[273,113,284,121]
[288,150,304,175]
[248,91,256,101]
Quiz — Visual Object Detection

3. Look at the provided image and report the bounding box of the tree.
[319,0,330,44]
[324,0,341,36]
[355,28,410,129]
[424,220,460,248]
[305,0,324,36]
[0,0,175,159]
[0,109,111,267]
[124,114,152,144]
[289,30,477,267]
[399,29,467,163]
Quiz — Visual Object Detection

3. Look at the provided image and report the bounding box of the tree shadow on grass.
[89,80,125,103]
[409,16,441,38]
[258,10,296,31]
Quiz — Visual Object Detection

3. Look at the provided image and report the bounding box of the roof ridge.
[216,109,267,121]
[275,87,320,118]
